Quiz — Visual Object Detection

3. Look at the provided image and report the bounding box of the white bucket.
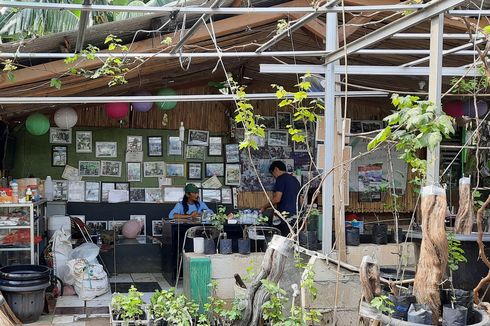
[193,237,205,254]
[48,215,71,239]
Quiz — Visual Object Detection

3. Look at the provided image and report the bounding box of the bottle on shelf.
[44,176,54,201]
[10,179,18,204]
[25,187,32,202]
[179,121,185,141]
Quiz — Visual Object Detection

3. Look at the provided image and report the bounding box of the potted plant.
[110,285,148,325]
[204,280,242,325]
[238,212,268,254]
[149,288,208,326]
[210,206,232,254]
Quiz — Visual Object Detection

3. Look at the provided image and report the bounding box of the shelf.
[0,247,30,251]
[0,200,47,208]
[0,225,30,229]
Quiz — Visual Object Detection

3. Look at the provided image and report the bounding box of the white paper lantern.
[54,107,78,129]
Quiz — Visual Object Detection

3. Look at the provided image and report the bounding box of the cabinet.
[0,200,46,265]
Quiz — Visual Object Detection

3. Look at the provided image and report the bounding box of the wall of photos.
[12,127,240,204]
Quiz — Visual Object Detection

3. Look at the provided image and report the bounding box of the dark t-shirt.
[273,173,300,217]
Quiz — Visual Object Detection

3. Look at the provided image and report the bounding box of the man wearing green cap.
[168,183,213,220]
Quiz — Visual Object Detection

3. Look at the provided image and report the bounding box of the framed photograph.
[152,220,163,236]
[225,144,240,163]
[127,162,141,182]
[115,182,130,191]
[101,182,115,202]
[268,130,289,147]
[144,161,166,177]
[68,181,85,202]
[86,221,107,234]
[53,180,68,201]
[221,188,232,205]
[208,137,222,156]
[78,161,100,177]
[50,128,72,144]
[168,136,182,156]
[130,215,146,236]
[205,163,225,177]
[127,136,143,152]
[52,146,67,167]
[361,120,383,133]
[108,220,125,235]
[293,133,309,153]
[252,135,266,148]
[85,181,100,202]
[232,187,238,209]
[75,131,92,153]
[130,188,146,203]
[126,151,143,162]
[187,162,202,180]
[101,161,122,177]
[163,186,184,202]
[188,129,209,146]
[202,188,221,202]
[147,136,163,157]
[225,164,241,186]
[145,188,162,203]
[256,116,276,129]
[96,142,117,158]
[166,163,185,177]
[276,112,292,129]
[185,145,206,160]
[62,165,79,181]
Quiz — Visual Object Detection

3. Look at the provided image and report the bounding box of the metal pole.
[426,13,444,185]
[0,91,388,104]
[322,12,336,255]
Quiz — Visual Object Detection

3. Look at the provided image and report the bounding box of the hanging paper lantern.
[26,113,50,136]
[132,91,153,112]
[105,102,129,119]
[443,100,464,118]
[54,107,78,129]
[156,88,177,110]
[463,100,488,118]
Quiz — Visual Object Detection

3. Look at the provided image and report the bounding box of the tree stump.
[233,235,298,326]
[413,186,448,324]
[455,177,474,235]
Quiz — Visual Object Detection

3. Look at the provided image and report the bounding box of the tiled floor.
[25,273,175,326]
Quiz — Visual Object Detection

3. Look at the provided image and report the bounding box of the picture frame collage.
[85,216,163,237]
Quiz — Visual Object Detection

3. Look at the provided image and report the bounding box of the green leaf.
[50,78,62,90]
[427,132,442,149]
[367,126,391,151]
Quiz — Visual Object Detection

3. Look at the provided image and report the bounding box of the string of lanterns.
[25,88,177,135]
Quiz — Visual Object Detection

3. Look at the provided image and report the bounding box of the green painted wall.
[12,127,226,187]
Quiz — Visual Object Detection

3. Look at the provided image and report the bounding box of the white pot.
[193,237,205,254]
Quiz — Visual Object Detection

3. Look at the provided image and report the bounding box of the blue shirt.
[168,201,212,219]
[274,173,300,217]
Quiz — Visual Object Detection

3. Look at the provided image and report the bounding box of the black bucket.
[346,227,360,246]
[372,224,388,244]
[238,238,251,255]
[0,265,51,324]
[299,231,318,250]
[203,239,216,255]
[219,239,233,254]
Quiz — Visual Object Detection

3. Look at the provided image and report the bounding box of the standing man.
[259,160,301,236]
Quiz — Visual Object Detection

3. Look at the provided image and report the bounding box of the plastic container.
[25,187,32,202]
[44,176,54,201]
[10,179,18,204]
[193,237,205,254]
[48,215,71,239]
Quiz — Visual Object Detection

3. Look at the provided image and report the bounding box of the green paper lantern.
[26,113,50,136]
[156,88,177,110]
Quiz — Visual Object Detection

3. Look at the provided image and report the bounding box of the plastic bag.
[52,228,73,282]
[70,243,100,264]
[68,258,109,300]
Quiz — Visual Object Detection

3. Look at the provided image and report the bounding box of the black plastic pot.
[407,303,433,324]
[346,227,360,246]
[443,304,468,326]
[372,223,388,244]
[203,239,216,255]
[238,238,251,254]
[388,294,417,321]
[441,288,473,323]
[219,239,233,254]
[0,265,51,324]
[299,231,318,250]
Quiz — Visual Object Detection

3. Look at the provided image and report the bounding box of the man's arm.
[260,191,283,212]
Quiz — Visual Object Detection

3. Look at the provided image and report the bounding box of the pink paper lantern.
[105,102,129,119]
[132,91,153,112]
[443,100,464,118]
[463,100,488,118]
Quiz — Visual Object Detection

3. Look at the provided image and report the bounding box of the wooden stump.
[455,177,474,235]
[413,186,448,324]
[233,235,295,326]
